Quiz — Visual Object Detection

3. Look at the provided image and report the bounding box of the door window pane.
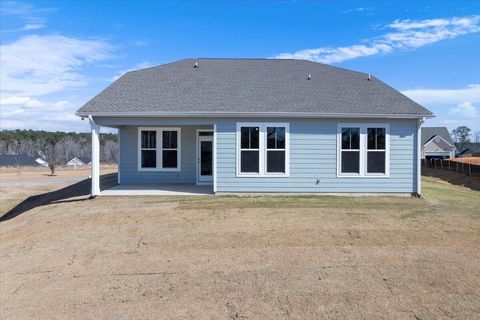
[241,151,259,173]
[141,150,156,168]
[201,141,212,175]
[162,150,177,168]
[341,151,360,173]
[267,151,285,173]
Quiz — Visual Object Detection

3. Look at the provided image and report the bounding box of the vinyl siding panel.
[215,118,417,193]
[119,125,211,184]
[107,117,418,193]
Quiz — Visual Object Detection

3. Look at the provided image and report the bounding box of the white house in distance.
[67,156,92,169]
[35,158,48,167]
[421,127,456,159]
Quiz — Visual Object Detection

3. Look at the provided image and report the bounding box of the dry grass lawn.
[0,176,479,319]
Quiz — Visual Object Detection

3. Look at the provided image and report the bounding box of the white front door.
[197,135,213,184]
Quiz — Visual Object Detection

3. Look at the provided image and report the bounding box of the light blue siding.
[118,125,211,184]
[96,117,418,193]
[215,118,417,193]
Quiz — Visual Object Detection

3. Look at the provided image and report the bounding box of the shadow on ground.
[0,173,118,222]
[422,167,480,191]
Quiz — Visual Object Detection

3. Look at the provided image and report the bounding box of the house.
[76,58,433,197]
[66,156,92,168]
[421,127,456,159]
[35,158,49,167]
[0,155,40,167]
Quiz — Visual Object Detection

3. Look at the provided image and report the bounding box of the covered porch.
[100,184,213,196]
[88,116,216,197]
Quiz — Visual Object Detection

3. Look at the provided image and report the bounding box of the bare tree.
[474,131,480,143]
[103,139,118,164]
[43,143,63,175]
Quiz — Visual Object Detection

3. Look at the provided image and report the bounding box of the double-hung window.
[340,127,360,174]
[138,128,181,171]
[240,127,260,173]
[140,130,157,168]
[162,130,179,169]
[237,123,289,176]
[266,127,286,173]
[367,128,386,174]
[337,124,389,177]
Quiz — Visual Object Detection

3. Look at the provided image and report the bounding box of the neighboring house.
[76,58,433,196]
[35,158,49,167]
[67,156,92,168]
[0,155,40,167]
[421,127,456,159]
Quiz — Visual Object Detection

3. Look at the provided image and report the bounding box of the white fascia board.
[76,111,434,119]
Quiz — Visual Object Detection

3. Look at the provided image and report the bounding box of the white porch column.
[89,116,100,197]
[213,123,217,193]
[416,118,424,196]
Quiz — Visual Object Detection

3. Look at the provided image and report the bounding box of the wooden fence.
[422,159,480,176]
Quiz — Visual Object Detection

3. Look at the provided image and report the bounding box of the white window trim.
[137,127,181,172]
[236,122,290,177]
[336,123,390,178]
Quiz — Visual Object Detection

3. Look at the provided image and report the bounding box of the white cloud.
[21,23,45,31]
[448,101,478,118]
[274,15,480,63]
[112,62,155,80]
[402,84,480,105]
[0,107,25,117]
[0,96,43,107]
[0,1,51,33]
[389,16,477,30]
[342,7,374,14]
[0,34,114,96]
[0,119,27,130]
[53,100,69,109]
[0,1,56,16]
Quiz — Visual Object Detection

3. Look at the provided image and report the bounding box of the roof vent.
[307,74,311,80]
[367,74,371,81]
[194,61,199,68]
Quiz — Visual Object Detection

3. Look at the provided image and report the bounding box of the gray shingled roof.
[77,58,432,117]
[0,155,39,166]
[77,156,92,164]
[421,127,454,146]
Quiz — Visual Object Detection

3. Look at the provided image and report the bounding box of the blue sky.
[1,1,479,133]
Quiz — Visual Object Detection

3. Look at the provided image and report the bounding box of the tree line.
[451,126,480,152]
[0,130,118,165]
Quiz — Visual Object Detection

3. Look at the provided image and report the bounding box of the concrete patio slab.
[100,184,213,196]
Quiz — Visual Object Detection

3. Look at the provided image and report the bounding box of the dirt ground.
[0,176,479,319]
[0,164,117,180]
